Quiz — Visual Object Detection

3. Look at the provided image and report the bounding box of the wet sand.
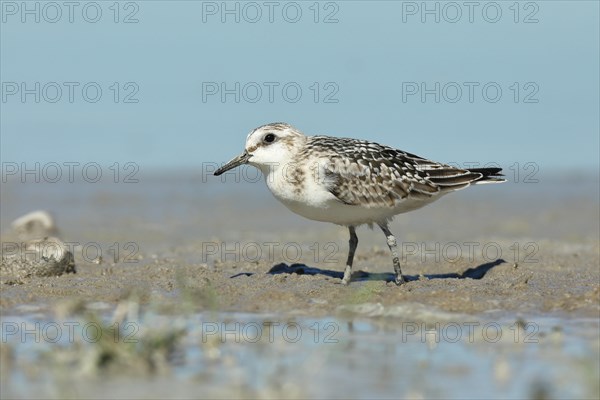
[1,172,599,398]
[1,172,598,316]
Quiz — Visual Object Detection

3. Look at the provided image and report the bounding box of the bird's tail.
[468,168,506,184]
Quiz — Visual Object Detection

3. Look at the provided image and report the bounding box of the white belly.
[263,169,439,226]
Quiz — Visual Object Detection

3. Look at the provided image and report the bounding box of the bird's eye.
[264,133,276,143]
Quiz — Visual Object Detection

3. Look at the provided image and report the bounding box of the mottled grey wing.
[310,136,484,208]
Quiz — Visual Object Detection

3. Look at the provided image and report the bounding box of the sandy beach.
[1,172,599,399]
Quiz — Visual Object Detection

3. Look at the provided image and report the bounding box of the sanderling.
[214,122,505,285]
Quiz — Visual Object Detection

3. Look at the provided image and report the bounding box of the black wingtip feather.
[467,167,504,177]
[467,167,505,183]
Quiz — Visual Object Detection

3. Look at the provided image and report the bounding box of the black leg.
[341,226,358,285]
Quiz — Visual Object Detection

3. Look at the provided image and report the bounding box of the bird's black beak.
[214,151,251,176]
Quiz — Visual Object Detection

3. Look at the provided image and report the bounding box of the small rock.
[1,237,76,284]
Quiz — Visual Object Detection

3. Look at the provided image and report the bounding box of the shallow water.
[1,306,598,399]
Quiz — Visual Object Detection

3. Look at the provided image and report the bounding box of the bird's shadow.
[231,259,505,282]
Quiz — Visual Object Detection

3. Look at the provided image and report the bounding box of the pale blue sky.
[1,1,599,173]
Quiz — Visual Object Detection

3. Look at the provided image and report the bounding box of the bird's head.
[214,122,306,176]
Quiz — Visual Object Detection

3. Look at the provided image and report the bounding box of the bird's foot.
[341,266,352,285]
[394,274,406,286]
